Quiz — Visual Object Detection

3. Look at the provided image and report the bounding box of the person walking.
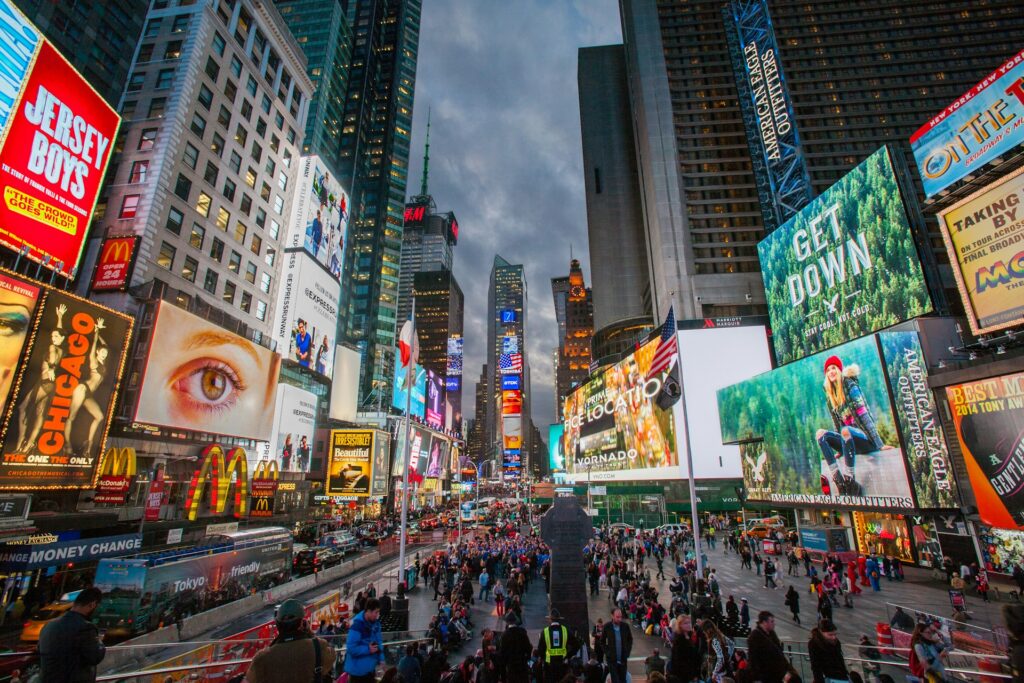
[38,587,106,683]
[754,551,763,576]
[494,580,505,617]
[600,607,634,683]
[245,599,336,683]
[740,597,750,630]
[909,621,950,683]
[499,612,533,683]
[808,619,848,683]
[785,585,801,624]
[344,597,384,683]
[669,615,701,683]
[765,558,778,589]
[479,568,491,602]
[747,611,800,683]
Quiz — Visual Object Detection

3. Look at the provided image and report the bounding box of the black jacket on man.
[39,610,106,683]
[808,631,848,683]
[499,623,533,683]
[747,625,798,683]
[669,630,701,683]
[599,620,634,666]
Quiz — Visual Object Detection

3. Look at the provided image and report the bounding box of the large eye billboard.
[0,1,120,279]
[134,302,282,441]
[718,331,955,510]
[0,286,132,489]
[758,146,932,365]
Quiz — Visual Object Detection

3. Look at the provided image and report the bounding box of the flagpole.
[398,299,415,592]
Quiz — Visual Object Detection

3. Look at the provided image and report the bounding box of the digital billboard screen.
[284,155,348,279]
[425,434,450,479]
[326,430,372,497]
[393,424,430,478]
[0,288,131,489]
[391,361,425,419]
[758,146,932,365]
[936,166,1024,335]
[269,384,317,473]
[446,336,463,376]
[718,334,916,509]
[911,48,1024,197]
[134,302,282,440]
[0,1,120,278]
[271,250,340,378]
[425,369,444,430]
[945,372,1024,529]
[370,430,390,496]
[549,423,565,472]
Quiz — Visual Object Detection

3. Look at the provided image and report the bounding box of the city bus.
[93,527,293,638]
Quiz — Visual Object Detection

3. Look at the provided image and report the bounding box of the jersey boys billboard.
[936,166,1024,335]
[911,48,1024,198]
[758,146,932,365]
[0,1,119,278]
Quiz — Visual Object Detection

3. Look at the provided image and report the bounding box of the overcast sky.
[405,0,623,441]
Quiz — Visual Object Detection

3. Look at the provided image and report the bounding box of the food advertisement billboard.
[718,334,915,509]
[0,2,120,278]
[391,361,425,419]
[271,250,340,377]
[89,235,140,292]
[0,288,131,488]
[326,430,372,497]
[284,155,348,279]
[758,146,932,365]
[0,272,38,410]
[945,372,1024,529]
[936,166,1024,335]
[549,423,565,472]
[562,336,678,481]
[134,302,282,440]
[425,369,444,430]
[911,48,1024,198]
[502,415,522,451]
[269,384,317,473]
[370,430,390,496]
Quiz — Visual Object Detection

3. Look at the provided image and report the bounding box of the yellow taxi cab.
[20,591,80,643]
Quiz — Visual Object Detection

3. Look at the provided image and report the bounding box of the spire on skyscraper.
[420,107,431,196]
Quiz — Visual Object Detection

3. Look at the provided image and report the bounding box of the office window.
[229,152,242,174]
[211,132,225,157]
[264,157,275,176]
[174,174,192,201]
[264,247,276,268]
[217,105,231,128]
[269,219,280,240]
[223,178,236,201]
[212,31,226,56]
[230,55,242,78]
[234,221,246,243]
[136,44,153,63]
[269,134,279,153]
[144,18,161,38]
[246,75,257,97]
[250,234,262,255]
[127,72,144,92]
[138,129,157,150]
[244,262,256,284]
[256,118,266,136]
[189,222,205,249]
[171,15,189,33]
[119,195,140,219]
[164,40,182,59]
[194,191,211,216]
[255,300,267,321]
[234,124,247,146]
[250,141,261,162]
[197,85,213,110]
[277,171,287,191]
[157,241,175,270]
[240,194,252,215]
[156,68,174,90]
[203,161,218,185]
[260,182,271,201]
[121,100,137,120]
[181,256,198,283]
[240,291,252,313]
[222,280,236,304]
[224,79,237,102]
[241,100,253,120]
[210,237,225,261]
[148,97,166,118]
[273,195,284,214]
[274,112,284,129]
[228,251,241,273]
[203,269,218,294]
[128,160,148,183]
[215,207,230,231]
[283,149,292,168]
[205,56,219,82]
[286,127,296,145]
[166,206,183,235]
[182,143,198,169]
[190,112,206,137]
[259,272,271,294]
[261,94,271,114]
[255,207,266,228]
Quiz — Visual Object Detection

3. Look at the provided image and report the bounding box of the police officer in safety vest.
[536,608,579,683]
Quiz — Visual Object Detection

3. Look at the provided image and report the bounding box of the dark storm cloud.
[406,0,622,434]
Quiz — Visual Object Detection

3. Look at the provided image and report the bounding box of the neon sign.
[184,444,249,521]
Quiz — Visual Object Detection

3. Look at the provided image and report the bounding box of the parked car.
[609,523,635,533]
[656,523,690,536]
[294,548,341,575]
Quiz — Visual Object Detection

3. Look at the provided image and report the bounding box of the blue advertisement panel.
[549,423,565,472]
[725,0,813,231]
[0,533,141,570]
[0,0,40,134]
[391,362,426,419]
[911,48,1024,197]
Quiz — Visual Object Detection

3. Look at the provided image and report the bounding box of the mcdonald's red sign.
[90,235,140,292]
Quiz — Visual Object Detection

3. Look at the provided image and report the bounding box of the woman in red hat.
[815,354,889,497]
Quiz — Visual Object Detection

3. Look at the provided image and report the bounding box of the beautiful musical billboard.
[911,48,1024,198]
[89,236,139,292]
[758,146,932,365]
[326,430,372,497]
[0,288,131,488]
[134,302,282,440]
[271,250,340,378]
[945,372,1024,529]
[284,155,348,279]
[718,334,916,509]
[0,1,120,278]
[936,166,1024,335]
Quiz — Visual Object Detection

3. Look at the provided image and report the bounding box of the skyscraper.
[412,269,464,424]
[487,255,529,479]
[553,259,594,413]
[336,0,421,409]
[13,0,148,108]
[618,0,1024,321]
[468,364,489,463]
[397,197,459,325]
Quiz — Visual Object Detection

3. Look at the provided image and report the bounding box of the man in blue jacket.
[345,597,384,683]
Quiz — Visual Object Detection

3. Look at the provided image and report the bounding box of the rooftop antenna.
[420,107,431,196]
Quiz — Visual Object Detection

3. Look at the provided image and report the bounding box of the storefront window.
[853,511,913,563]
[979,527,1024,574]
[908,518,943,568]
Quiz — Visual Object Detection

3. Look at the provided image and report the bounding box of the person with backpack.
[701,620,733,682]
[764,559,778,589]
[909,621,951,683]
[808,619,848,683]
[245,599,335,683]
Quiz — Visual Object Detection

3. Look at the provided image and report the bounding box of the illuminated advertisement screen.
[284,155,348,279]
[391,361,426,419]
[393,424,430,477]
[326,430,372,497]
[911,48,1024,197]
[945,372,1024,529]
[0,1,120,278]
[370,430,390,496]
[446,336,463,376]
[89,236,140,292]
[549,423,565,472]
[0,288,131,489]
[502,375,521,391]
[758,146,932,365]
[269,384,317,474]
[500,310,516,324]
[936,166,1024,335]
[718,334,917,509]
[425,434,450,479]
[271,250,340,378]
[562,336,677,481]
[502,390,522,415]
[0,272,38,411]
[425,369,444,430]
[134,302,282,440]
[502,415,522,451]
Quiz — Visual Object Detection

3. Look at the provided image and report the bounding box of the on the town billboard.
[758,146,932,365]
[391,361,426,419]
[269,383,317,474]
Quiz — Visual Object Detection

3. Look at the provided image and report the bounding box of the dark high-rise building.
[413,269,464,426]
[274,0,353,176]
[13,0,148,108]
[337,0,421,408]
[553,259,593,414]
[469,364,489,464]
[487,255,529,479]
[618,0,1024,322]
[397,198,458,325]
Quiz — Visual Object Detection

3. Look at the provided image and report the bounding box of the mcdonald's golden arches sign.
[184,444,249,521]
[94,446,136,504]
[90,236,140,292]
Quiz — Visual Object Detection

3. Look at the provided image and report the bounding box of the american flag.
[499,353,522,374]
[647,306,678,380]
